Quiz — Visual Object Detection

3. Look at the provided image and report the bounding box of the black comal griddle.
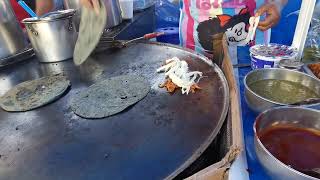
[0,43,229,180]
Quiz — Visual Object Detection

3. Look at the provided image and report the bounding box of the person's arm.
[36,0,54,16]
[255,0,288,31]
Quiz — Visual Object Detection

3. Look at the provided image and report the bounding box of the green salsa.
[249,79,319,104]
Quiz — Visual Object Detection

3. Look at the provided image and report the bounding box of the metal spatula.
[73,0,107,66]
[98,32,165,49]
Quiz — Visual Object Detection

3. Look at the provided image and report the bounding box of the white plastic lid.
[250,43,298,59]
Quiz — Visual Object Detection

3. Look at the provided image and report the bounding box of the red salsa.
[259,124,320,178]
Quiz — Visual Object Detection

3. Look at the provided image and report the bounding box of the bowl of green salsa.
[244,68,320,112]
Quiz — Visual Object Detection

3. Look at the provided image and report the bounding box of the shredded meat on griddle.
[159,79,179,93]
[190,84,202,93]
[159,78,201,94]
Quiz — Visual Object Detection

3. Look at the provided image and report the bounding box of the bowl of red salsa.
[254,107,320,180]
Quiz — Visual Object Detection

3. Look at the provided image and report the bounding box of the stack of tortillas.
[0,74,70,112]
[71,75,150,119]
[73,0,107,65]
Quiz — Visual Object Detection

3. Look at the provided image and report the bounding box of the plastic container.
[249,43,298,69]
[250,55,282,69]
[155,0,180,29]
[303,1,320,63]
[291,0,316,60]
[119,0,133,19]
[156,27,179,45]
[278,59,304,71]
[133,0,154,11]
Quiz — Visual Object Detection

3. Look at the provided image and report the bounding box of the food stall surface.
[236,47,270,180]
[0,43,229,180]
[236,46,320,180]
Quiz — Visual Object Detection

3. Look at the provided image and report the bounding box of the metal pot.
[244,68,320,113]
[254,107,320,180]
[63,0,81,31]
[22,10,77,63]
[0,1,28,59]
[63,0,122,30]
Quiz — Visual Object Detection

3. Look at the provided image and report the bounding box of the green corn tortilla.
[71,75,150,119]
[73,0,107,65]
[0,74,70,112]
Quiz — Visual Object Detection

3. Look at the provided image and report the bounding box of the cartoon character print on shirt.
[197,8,251,53]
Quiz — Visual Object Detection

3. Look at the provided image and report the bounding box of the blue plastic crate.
[156,27,180,45]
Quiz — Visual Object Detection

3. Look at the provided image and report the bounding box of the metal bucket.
[0,1,28,59]
[63,0,81,31]
[22,10,77,63]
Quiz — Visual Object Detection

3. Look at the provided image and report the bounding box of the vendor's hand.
[36,0,54,16]
[255,3,282,31]
[80,0,101,14]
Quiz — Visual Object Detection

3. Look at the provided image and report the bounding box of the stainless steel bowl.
[254,107,320,180]
[244,68,320,113]
[278,59,304,71]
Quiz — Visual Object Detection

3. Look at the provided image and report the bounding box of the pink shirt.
[179,0,266,55]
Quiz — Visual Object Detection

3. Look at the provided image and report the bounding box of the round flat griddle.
[0,43,229,180]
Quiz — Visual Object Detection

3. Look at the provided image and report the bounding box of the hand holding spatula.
[73,0,106,66]
[80,0,102,15]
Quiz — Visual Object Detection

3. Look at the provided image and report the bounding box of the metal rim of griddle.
[140,42,230,179]
[89,41,230,178]
[0,42,230,179]
[96,42,230,179]
[0,45,34,68]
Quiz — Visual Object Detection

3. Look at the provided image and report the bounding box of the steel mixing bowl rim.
[253,106,320,180]
[244,68,320,106]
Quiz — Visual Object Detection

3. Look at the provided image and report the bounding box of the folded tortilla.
[73,0,107,65]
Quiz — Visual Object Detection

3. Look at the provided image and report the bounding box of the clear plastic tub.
[133,0,155,11]
[120,0,133,19]
[249,43,298,69]
[303,1,320,62]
